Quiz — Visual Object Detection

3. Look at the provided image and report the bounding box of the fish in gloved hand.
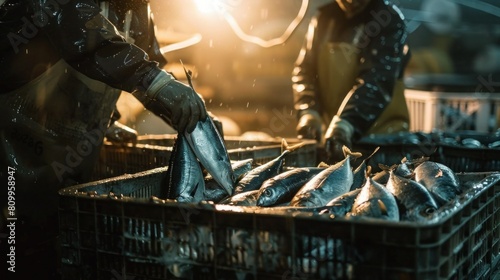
[181,66,235,196]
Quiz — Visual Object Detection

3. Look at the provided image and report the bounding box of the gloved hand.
[105,122,138,144]
[323,115,354,164]
[296,109,323,142]
[133,70,207,133]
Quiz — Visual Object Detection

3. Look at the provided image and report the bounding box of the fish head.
[256,188,277,206]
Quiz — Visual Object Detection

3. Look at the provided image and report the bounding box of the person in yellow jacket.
[292,0,411,163]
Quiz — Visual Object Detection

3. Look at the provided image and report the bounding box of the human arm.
[32,0,206,132]
[324,5,409,162]
[292,15,323,141]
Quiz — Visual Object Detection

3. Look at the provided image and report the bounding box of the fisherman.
[292,0,411,163]
[0,0,207,278]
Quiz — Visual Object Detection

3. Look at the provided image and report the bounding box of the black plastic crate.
[59,167,500,280]
[92,135,316,180]
[433,131,500,172]
[352,132,441,172]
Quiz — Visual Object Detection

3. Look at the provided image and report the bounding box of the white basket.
[405,89,500,132]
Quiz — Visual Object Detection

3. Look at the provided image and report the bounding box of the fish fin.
[378,163,397,172]
[281,138,289,154]
[317,162,330,168]
[342,145,363,160]
[365,146,380,163]
[365,166,372,178]
[435,169,444,178]
[181,59,195,89]
[378,200,388,216]
[409,156,430,168]
[281,138,306,154]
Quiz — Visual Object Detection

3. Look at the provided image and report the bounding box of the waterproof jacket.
[0,0,165,93]
[292,0,410,140]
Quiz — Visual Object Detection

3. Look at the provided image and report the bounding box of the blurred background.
[116,0,500,137]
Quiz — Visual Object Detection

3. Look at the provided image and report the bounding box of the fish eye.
[422,207,436,216]
[263,189,272,197]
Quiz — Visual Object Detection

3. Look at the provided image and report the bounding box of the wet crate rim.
[60,167,500,233]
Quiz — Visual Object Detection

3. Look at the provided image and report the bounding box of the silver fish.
[386,170,438,221]
[182,65,235,196]
[167,134,205,203]
[256,167,325,207]
[351,173,399,221]
[290,146,361,207]
[413,161,461,206]
[234,139,305,195]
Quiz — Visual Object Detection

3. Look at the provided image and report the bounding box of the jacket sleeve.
[338,10,409,140]
[291,15,321,117]
[32,0,162,93]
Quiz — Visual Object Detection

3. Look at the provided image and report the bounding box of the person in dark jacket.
[292,0,411,163]
[0,0,206,278]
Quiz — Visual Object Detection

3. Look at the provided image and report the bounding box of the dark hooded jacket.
[292,0,410,140]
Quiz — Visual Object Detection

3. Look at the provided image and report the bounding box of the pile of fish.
[165,128,470,222]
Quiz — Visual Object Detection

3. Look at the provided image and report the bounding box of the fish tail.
[408,156,430,168]
[366,147,380,162]
[181,59,195,89]
[342,146,363,160]
[281,138,306,154]
[378,163,397,172]
[365,165,372,178]
[317,162,330,168]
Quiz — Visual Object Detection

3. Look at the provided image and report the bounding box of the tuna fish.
[233,139,304,195]
[182,66,235,196]
[351,169,399,221]
[290,146,361,207]
[386,170,439,221]
[413,161,461,206]
[256,167,325,207]
[166,134,205,203]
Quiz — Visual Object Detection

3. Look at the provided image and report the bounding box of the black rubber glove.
[105,122,138,144]
[323,116,354,164]
[133,70,207,133]
[296,109,323,142]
